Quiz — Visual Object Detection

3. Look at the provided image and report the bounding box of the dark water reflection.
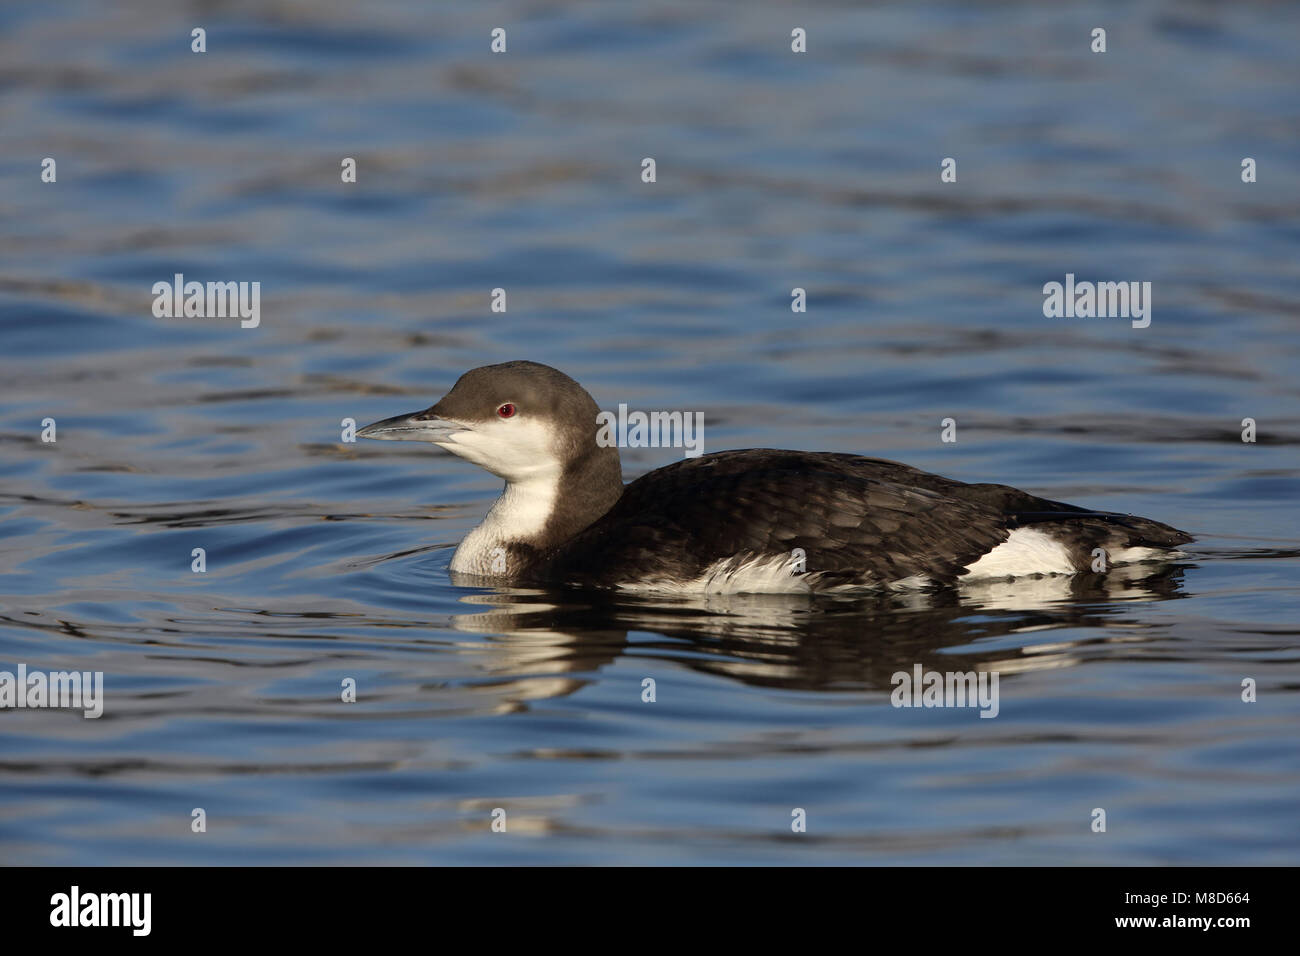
[446,567,1191,695]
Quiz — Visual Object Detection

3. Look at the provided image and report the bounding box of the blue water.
[1,0,1298,865]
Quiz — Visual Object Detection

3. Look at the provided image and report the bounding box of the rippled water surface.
[1,0,1298,865]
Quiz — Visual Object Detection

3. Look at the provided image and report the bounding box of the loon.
[357,361,1191,593]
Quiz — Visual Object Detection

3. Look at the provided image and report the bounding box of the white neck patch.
[438,414,568,576]
[437,416,564,483]
[449,471,561,575]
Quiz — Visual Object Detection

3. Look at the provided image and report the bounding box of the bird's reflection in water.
[445,564,1189,700]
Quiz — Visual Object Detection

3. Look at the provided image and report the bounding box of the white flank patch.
[617,552,813,595]
[961,528,1076,580]
[615,555,934,594]
[696,553,814,594]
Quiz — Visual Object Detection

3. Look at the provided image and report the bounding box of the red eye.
[497,403,516,418]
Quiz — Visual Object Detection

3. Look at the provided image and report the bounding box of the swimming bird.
[357,361,1191,593]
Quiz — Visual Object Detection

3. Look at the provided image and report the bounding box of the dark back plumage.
[528,450,1190,589]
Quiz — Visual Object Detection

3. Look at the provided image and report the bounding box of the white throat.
[449,472,560,575]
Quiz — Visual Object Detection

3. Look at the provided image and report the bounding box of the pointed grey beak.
[357,411,466,443]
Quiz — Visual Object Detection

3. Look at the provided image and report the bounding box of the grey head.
[358,361,625,548]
